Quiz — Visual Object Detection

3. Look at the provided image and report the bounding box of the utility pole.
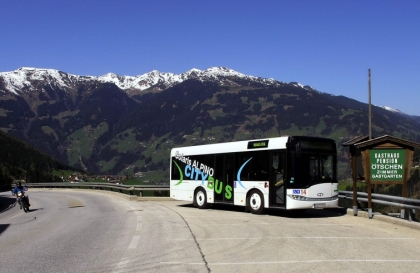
[368,69,372,140]
[368,69,374,213]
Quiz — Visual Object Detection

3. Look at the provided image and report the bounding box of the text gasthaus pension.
[370,151,404,180]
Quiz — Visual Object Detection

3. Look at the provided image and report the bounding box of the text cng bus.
[170,136,338,214]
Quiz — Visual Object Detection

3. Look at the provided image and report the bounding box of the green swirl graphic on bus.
[173,155,253,200]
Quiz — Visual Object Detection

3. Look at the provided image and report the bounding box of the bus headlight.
[288,195,307,201]
[331,195,338,200]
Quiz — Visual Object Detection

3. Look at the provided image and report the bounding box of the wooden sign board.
[350,135,420,218]
[367,149,406,184]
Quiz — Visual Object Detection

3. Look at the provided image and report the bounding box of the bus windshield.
[291,153,335,188]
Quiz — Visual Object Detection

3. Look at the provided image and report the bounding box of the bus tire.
[195,188,208,209]
[248,190,264,214]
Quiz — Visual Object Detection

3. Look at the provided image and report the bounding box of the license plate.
[313,203,326,209]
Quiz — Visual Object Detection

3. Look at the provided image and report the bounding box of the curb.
[346,208,420,230]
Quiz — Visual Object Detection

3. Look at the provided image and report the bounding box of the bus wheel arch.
[194,187,208,209]
[247,189,265,214]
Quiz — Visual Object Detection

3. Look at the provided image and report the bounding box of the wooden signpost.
[344,135,420,218]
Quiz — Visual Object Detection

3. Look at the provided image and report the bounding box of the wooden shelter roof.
[342,135,369,147]
[354,135,420,149]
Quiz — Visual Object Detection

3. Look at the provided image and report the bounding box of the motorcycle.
[16,190,30,213]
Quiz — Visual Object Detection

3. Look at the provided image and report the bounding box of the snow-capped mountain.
[0,66,303,95]
[0,66,414,118]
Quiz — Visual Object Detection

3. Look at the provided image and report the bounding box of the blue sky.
[1,0,419,115]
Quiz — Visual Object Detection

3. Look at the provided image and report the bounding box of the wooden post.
[367,181,372,219]
[401,149,413,219]
[364,150,373,219]
[352,154,358,216]
[368,69,372,140]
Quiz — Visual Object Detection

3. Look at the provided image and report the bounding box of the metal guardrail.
[338,190,419,221]
[17,183,419,221]
[22,182,169,197]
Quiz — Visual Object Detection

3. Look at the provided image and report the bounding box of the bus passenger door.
[271,152,286,205]
[214,154,234,203]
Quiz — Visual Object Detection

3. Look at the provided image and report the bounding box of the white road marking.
[128,235,141,249]
[113,257,130,273]
[113,203,143,272]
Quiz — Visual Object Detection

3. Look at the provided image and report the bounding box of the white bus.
[170,136,338,214]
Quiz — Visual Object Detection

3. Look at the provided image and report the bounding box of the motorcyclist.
[12,182,31,209]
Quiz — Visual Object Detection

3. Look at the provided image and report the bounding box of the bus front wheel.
[248,190,264,214]
[195,188,208,209]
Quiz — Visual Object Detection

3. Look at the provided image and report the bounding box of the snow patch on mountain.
[289,82,318,92]
[379,106,406,115]
[0,67,94,94]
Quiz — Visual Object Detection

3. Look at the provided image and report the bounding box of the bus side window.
[171,159,181,180]
[237,152,269,181]
[273,153,285,184]
[238,155,251,181]
[254,152,269,181]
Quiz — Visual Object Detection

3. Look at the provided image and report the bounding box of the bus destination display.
[299,141,334,152]
[247,140,269,149]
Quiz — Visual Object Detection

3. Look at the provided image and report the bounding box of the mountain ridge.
[1,66,419,180]
[0,66,316,95]
[1,67,413,118]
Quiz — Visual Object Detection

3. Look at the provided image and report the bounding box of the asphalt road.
[1,189,420,273]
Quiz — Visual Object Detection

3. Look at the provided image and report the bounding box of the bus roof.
[170,137,289,156]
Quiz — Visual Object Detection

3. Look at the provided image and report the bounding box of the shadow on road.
[27,208,42,212]
[0,192,16,213]
[266,207,347,219]
[178,203,347,219]
[0,224,11,235]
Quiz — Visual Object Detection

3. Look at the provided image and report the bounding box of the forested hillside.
[0,130,75,187]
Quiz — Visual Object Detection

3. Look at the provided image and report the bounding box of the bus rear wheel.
[195,188,208,209]
[248,190,264,214]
